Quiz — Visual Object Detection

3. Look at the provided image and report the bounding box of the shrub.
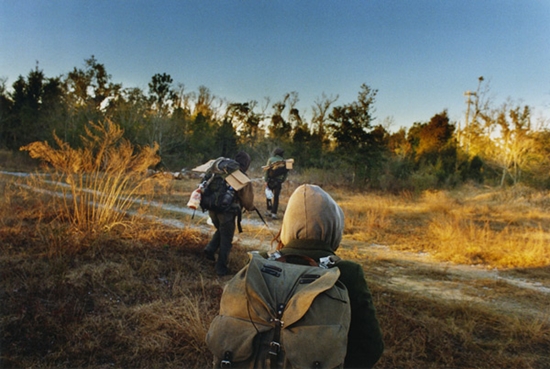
[20,120,165,233]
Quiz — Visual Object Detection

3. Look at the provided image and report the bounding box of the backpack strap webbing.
[221,351,232,368]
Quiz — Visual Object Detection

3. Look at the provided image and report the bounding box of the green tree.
[64,56,121,145]
[214,118,238,158]
[1,65,66,150]
[412,111,457,185]
[107,87,150,145]
[226,102,263,146]
[188,113,217,165]
[0,78,15,149]
[328,84,379,185]
[147,73,177,154]
[491,103,533,186]
[311,93,338,143]
[194,85,216,119]
[268,93,292,142]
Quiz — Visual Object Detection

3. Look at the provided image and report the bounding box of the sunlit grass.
[20,120,169,234]
[331,185,550,269]
[2,145,550,368]
[1,171,549,368]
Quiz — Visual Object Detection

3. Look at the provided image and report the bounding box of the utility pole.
[464,90,477,154]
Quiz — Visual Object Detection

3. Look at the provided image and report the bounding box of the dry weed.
[338,185,550,269]
[2,172,550,368]
[20,119,167,235]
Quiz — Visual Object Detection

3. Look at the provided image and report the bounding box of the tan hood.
[280,184,344,251]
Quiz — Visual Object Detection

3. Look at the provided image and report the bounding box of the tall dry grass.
[2,174,550,368]
[338,185,550,269]
[20,120,168,234]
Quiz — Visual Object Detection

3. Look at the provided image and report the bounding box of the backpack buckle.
[269,341,281,355]
[267,251,282,261]
[318,256,336,269]
[221,351,232,367]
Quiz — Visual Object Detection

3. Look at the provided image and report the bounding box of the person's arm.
[339,261,384,368]
[264,157,274,182]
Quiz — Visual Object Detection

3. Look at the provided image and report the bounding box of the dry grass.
[20,120,169,234]
[0,180,234,368]
[1,165,550,368]
[336,184,550,269]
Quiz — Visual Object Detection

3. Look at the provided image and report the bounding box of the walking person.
[264,147,287,220]
[272,184,384,368]
[203,151,255,276]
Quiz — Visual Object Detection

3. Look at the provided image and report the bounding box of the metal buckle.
[319,256,335,269]
[268,341,281,355]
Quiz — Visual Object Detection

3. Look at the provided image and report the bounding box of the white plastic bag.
[265,187,274,200]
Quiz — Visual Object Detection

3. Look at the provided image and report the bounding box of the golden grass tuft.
[336,185,550,269]
[20,120,169,235]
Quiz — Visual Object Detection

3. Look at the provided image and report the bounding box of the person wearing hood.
[203,151,255,276]
[264,147,287,220]
[273,184,384,368]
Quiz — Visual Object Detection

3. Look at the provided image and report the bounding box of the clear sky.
[1,0,549,131]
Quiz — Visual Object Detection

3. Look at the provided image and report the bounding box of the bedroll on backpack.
[205,252,351,369]
[267,160,288,179]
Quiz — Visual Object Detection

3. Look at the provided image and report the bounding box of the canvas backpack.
[199,158,241,212]
[205,252,351,369]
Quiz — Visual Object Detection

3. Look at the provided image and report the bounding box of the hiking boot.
[271,213,278,220]
[203,249,215,261]
[265,210,272,217]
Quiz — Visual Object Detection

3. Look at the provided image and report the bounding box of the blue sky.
[1,0,549,131]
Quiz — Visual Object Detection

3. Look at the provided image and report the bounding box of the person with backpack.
[274,184,384,368]
[202,151,255,277]
[264,147,288,220]
[206,184,384,368]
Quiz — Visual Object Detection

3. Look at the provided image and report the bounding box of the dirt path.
[227,216,549,321]
[338,240,549,320]
[6,171,548,322]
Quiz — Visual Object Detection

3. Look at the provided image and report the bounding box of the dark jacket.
[276,184,384,368]
[264,148,288,183]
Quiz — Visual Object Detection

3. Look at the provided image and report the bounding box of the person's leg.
[215,212,237,276]
[204,211,220,260]
[266,195,272,213]
[272,183,282,216]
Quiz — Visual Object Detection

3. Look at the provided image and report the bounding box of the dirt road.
[7,170,549,322]
[197,210,550,322]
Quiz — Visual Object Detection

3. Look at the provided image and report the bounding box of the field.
[1,168,549,369]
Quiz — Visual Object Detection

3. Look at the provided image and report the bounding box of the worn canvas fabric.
[206,252,351,369]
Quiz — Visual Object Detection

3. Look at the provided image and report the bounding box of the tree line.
[1,56,549,190]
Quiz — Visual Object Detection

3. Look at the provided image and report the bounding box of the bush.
[20,120,166,233]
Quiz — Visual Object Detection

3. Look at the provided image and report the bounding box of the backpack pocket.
[283,323,349,369]
[206,315,271,365]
